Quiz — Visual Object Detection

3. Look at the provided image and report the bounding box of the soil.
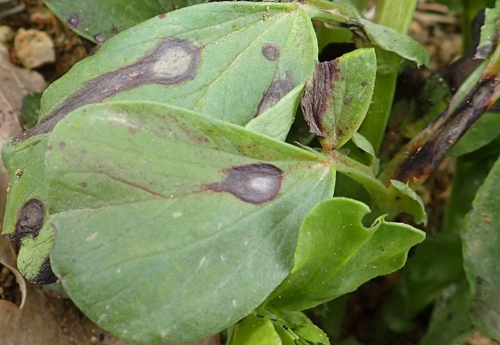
[0,1,497,345]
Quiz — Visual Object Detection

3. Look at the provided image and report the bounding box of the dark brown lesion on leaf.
[301,60,339,137]
[256,72,294,116]
[7,199,45,253]
[208,163,283,205]
[262,44,280,61]
[14,38,202,142]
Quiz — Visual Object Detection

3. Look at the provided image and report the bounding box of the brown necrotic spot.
[256,72,294,116]
[67,14,80,28]
[15,38,201,142]
[262,44,280,61]
[8,199,45,253]
[208,163,283,204]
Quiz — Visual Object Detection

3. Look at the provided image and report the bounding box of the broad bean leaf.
[46,102,336,343]
[463,154,500,341]
[2,1,318,283]
[45,0,204,44]
[267,197,425,311]
[229,315,282,345]
[331,151,427,224]
[448,113,500,157]
[476,0,500,59]
[301,49,376,151]
[302,1,429,67]
[360,19,430,67]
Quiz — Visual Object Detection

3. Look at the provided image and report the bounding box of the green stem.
[358,0,418,154]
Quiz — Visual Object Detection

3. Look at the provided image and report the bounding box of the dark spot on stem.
[208,163,282,204]
[59,141,66,149]
[476,276,483,285]
[8,199,45,252]
[15,38,201,142]
[256,72,294,116]
[67,14,80,28]
[158,14,167,19]
[31,257,57,285]
[81,182,88,188]
[262,44,280,61]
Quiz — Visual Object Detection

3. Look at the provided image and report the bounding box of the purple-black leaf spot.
[209,163,283,204]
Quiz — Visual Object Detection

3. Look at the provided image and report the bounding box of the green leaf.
[448,113,500,157]
[301,49,376,151]
[37,2,316,135]
[476,0,500,59]
[229,315,282,345]
[267,197,425,311]
[331,151,427,224]
[360,19,430,67]
[463,154,500,341]
[1,136,57,284]
[2,1,317,283]
[45,0,204,44]
[47,102,336,343]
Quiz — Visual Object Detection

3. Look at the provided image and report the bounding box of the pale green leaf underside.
[268,197,425,311]
[47,102,335,343]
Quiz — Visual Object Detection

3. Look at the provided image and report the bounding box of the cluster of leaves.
[1,0,500,344]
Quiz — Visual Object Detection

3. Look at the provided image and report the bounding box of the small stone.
[0,26,14,44]
[14,29,55,69]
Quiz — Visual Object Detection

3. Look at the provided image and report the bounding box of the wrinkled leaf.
[229,315,282,345]
[3,1,318,283]
[47,102,335,343]
[45,0,204,44]
[463,153,500,340]
[476,0,500,59]
[301,49,376,151]
[268,197,425,311]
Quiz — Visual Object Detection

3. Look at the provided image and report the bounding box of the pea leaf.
[267,197,425,311]
[301,48,376,151]
[463,154,500,341]
[45,0,204,44]
[46,102,336,343]
[2,1,317,283]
